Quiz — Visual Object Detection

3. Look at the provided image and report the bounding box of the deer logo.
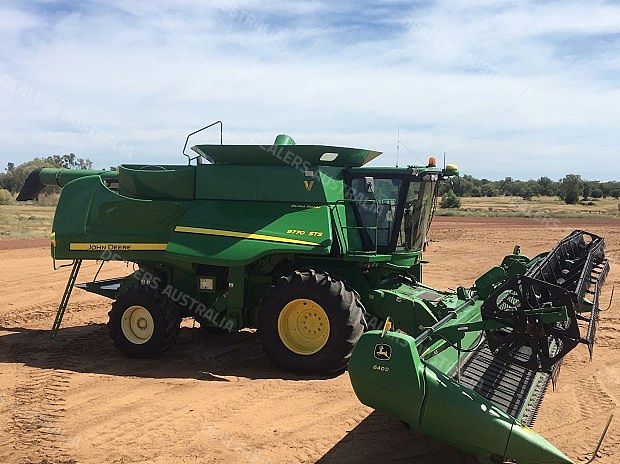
[374,343,392,361]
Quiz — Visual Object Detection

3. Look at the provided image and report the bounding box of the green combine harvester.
[18,123,611,463]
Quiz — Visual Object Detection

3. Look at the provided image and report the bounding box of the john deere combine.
[18,125,610,463]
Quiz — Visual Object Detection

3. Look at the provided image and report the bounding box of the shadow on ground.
[0,323,330,381]
[0,323,480,463]
[316,411,477,464]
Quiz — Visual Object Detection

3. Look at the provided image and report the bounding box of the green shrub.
[480,184,498,197]
[0,188,13,205]
[441,190,461,208]
[521,188,535,201]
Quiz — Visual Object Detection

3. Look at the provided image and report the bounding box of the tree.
[612,189,620,200]
[441,190,461,208]
[521,187,535,201]
[560,174,582,205]
[0,158,60,193]
[48,153,93,170]
[582,183,592,200]
[536,176,555,196]
[481,183,498,197]
[511,181,526,198]
[498,177,514,196]
[591,188,603,199]
[453,175,474,197]
[0,155,95,194]
[470,186,482,197]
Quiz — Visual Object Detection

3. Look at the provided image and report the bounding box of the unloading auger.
[349,230,611,463]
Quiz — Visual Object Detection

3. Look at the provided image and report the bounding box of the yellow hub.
[121,305,154,345]
[277,298,330,355]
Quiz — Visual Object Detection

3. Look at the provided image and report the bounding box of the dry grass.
[438,196,620,218]
[0,204,55,239]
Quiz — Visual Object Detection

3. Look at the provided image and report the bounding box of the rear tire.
[107,288,181,358]
[258,269,365,374]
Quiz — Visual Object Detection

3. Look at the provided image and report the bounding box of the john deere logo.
[374,344,392,361]
[304,180,315,191]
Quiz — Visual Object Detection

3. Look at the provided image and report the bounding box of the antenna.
[398,140,426,166]
[396,127,400,167]
[443,151,446,169]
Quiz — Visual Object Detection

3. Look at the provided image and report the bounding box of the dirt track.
[0,217,618,464]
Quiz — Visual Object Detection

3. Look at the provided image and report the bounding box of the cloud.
[0,0,619,180]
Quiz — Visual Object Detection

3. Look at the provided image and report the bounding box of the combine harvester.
[18,123,611,463]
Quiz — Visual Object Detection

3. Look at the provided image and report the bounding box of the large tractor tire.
[258,269,365,374]
[107,288,181,358]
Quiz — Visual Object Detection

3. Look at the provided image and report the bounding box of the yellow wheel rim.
[121,305,154,345]
[277,298,330,355]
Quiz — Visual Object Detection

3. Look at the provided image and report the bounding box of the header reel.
[482,230,609,373]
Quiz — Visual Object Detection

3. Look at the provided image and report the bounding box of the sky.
[0,0,619,180]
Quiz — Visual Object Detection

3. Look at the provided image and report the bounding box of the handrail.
[331,198,397,254]
[182,120,223,164]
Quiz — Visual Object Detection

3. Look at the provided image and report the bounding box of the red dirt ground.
[0,217,618,463]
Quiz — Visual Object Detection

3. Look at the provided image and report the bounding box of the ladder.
[51,259,82,338]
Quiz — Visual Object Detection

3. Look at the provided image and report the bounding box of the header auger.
[18,126,610,463]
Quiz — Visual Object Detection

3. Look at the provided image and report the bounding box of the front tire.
[107,288,181,358]
[258,269,365,374]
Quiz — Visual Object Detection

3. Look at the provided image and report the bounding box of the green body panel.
[167,202,333,266]
[194,164,330,202]
[349,331,572,464]
[118,164,196,200]
[348,331,426,422]
[52,175,184,260]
